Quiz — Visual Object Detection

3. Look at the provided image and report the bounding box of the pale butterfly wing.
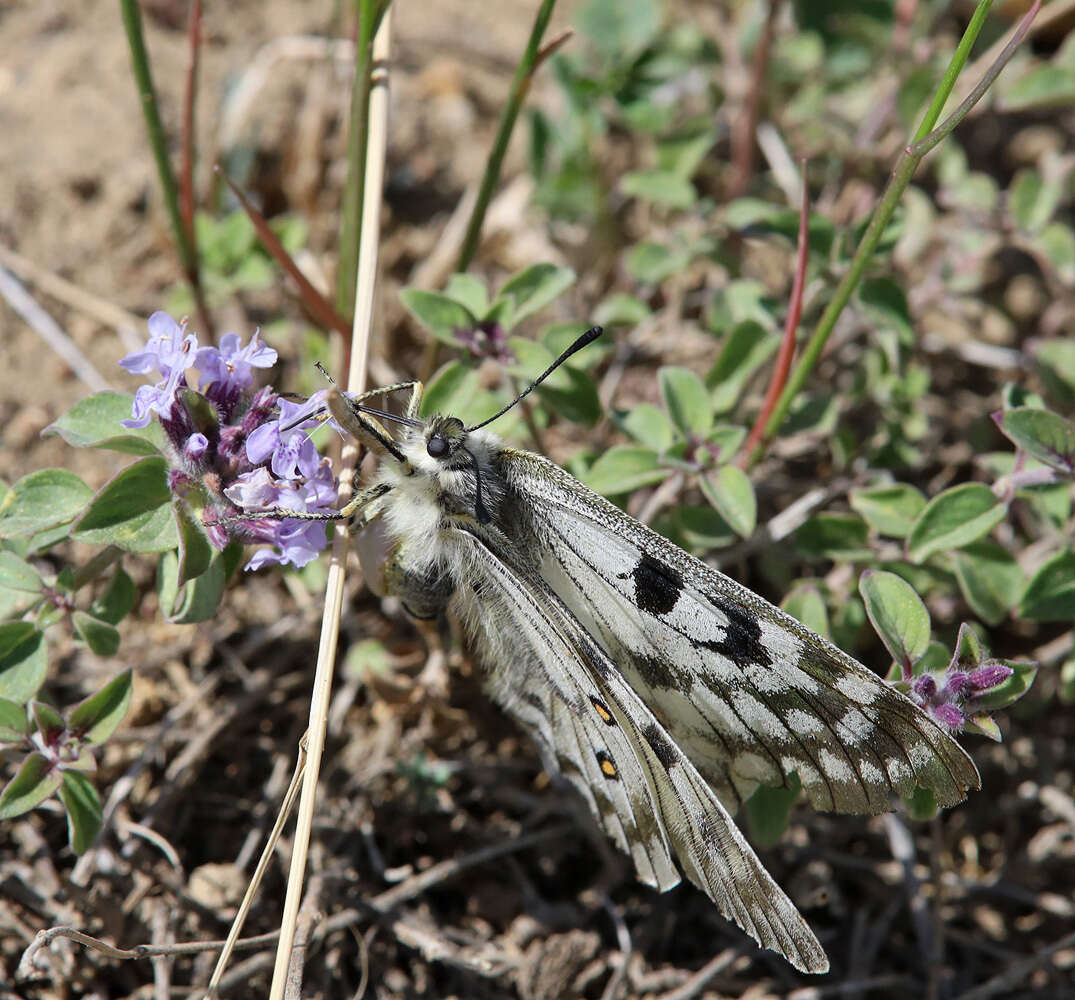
[448,522,830,974]
[502,450,981,815]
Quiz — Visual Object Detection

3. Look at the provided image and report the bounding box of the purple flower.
[196,330,277,393]
[246,393,327,480]
[968,664,1013,692]
[117,309,337,575]
[184,433,209,461]
[120,312,199,429]
[913,674,936,700]
[224,460,337,570]
[932,703,965,729]
[224,467,285,511]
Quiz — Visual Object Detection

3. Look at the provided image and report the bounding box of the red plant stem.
[727,0,782,199]
[219,169,352,341]
[738,165,810,468]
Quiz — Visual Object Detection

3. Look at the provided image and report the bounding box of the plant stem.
[749,0,1039,463]
[456,0,559,272]
[336,0,386,318]
[120,0,199,307]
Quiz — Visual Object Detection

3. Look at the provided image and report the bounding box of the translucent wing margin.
[503,451,981,815]
[450,525,830,974]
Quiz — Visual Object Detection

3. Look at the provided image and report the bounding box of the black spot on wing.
[622,553,683,615]
[642,723,678,769]
[635,652,695,694]
[702,600,773,668]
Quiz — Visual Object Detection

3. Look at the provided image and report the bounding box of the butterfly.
[287,326,980,974]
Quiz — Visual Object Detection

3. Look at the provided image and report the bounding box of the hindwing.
[448,523,830,974]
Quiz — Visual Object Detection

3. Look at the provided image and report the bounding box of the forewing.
[504,451,981,815]
[449,525,829,974]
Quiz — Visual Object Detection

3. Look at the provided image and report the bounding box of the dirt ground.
[2,2,1074,999]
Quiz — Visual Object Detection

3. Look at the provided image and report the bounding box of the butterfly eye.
[426,436,448,458]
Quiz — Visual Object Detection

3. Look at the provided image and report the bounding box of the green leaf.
[706,425,747,462]
[343,638,393,681]
[420,361,481,421]
[904,784,937,821]
[626,242,691,283]
[1037,221,1075,285]
[44,391,165,456]
[656,130,715,178]
[620,169,696,209]
[705,320,779,414]
[542,323,610,370]
[658,366,712,438]
[166,548,234,624]
[593,293,652,327]
[31,701,64,738]
[618,403,676,451]
[1032,339,1075,407]
[745,772,801,849]
[0,551,43,595]
[0,698,29,742]
[0,630,46,703]
[849,483,927,538]
[507,337,565,389]
[667,505,737,551]
[73,458,179,553]
[953,541,1026,627]
[495,264,575,328]
[69,669,133,745]
[400,289,476,344]
[91,568,136,625]
[857,277,912,344]
[442,273,489,318]
[59,770,102,855]
[0,622,36,661]
[995,407,1075,476]
[1002,65,1075,111]
[906,484,1007,563]
[795,514,871,561]
[578,0,661,59]
[1019,550,1075,621]
[0,752,62,819]
[71,611,121,657]
[175,505,213,584]
[781,584,830,638]
[584,446,666,496]
[699,465,756,538]
[536,368,602,426]
[0,469,93,539]
[964,713,1002,742]
[1009,168,1062,233]
[973,660,1037,713]
[859,569,931,670]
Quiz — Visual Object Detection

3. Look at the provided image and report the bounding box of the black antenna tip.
[465,323,604,432]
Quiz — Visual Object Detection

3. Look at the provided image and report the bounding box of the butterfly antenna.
[465,325,602,432]
[315,361,336,384]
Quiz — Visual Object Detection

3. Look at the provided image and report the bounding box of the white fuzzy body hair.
[367,423,509,584]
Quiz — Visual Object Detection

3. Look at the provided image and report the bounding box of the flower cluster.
[907,625,1015,734]
[119,311,336,569]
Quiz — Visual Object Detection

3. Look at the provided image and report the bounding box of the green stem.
[336,0,385,316]
[751,0,1012,461]
[71,546,123,592]
[119,0,197,283]
[456,0,558,272]
[912,0,992,142]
